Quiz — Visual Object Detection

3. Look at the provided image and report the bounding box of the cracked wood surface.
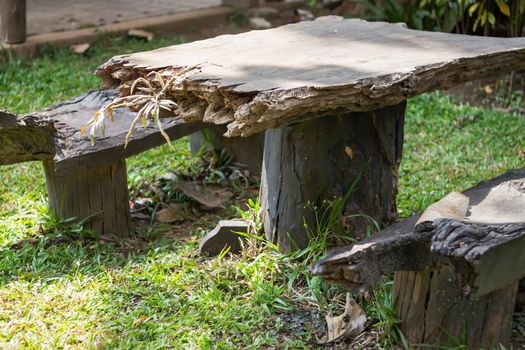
[0,111,55,164]
[0,90,204,175]
[311,168,525,298]
[96,16,525,137]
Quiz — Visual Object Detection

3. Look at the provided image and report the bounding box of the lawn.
[1,35,524,349]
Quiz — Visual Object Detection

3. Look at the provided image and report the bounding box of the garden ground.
[1,32,524,349]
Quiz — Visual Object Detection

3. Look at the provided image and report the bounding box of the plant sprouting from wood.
[81,64,202,149]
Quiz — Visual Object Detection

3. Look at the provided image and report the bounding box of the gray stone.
[199,220,252,256]
[249,17,272,30]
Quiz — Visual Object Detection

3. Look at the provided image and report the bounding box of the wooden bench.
[311,168,525,348]
[0,89,205,237]
[93,17,525,347]
[5,17,525,347]
[96,16,525,249]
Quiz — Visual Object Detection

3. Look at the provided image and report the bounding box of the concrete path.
[27,0,222,36]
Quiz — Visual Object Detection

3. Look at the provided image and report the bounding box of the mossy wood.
[311,168,525,348]
[0,90,204,237]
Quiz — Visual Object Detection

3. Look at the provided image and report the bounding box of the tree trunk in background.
[0,0,26,43]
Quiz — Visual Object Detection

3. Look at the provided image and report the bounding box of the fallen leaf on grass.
[70,43,90,54]
[128,29,154,41]
[316,293,367,344]
[345,146,354,159]
[178,182,225,209]
[132,315,150,328]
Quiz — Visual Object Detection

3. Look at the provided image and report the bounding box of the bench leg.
[260,102,406,251]
[43,159,131,238]
[189,124,265,176]
[394,268,518,348]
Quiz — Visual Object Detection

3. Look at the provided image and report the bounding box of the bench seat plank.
[35,89,204,174]
[311,167,525,298]
[312,168,525,348]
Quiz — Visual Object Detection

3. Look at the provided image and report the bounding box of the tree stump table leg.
[189,124,265,175]
[393,268,518,348]
[43,159,131,238]
[260,103,406,251]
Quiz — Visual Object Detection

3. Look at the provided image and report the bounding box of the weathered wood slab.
[311,167,525,297]
[0,90,205,174]
[96,17,525,137]
[38,89,205,174]
[431,219,525,298]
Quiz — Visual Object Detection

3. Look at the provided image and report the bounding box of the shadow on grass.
[0,218,207,288]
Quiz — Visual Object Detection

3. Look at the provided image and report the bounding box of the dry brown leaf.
[316,293,367,344]
[178,182,225,209]
[345,146,354,159]
[156,207,184,223]
[70,43,90,54]
[128,29,154,41]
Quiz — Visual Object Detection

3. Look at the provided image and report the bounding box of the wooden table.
[95,18,525,347]
[97,16,525,250]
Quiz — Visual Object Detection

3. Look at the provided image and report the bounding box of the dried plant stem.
[82,65,202,149]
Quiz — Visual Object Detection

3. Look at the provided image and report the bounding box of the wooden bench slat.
[0,89,205,174]
[311,167,525,298]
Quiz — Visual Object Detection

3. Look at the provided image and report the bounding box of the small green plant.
[350,0,525,36]
[365,278,409,349]
[227,6,249,26]
[37,205,101,241]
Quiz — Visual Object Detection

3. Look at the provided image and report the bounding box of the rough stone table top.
[96,16,525,137]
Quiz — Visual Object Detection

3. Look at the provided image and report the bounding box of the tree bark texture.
[43,159,131,237]
[0,0,26,44]
[189,124,264,175]
[260,102,406,251]
[394,268,518,348]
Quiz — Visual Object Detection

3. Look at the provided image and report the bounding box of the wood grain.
[44,159,132,237]
[260,103,405,251]
[0,111,55,164]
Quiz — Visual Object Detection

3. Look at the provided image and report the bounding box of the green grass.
[399,93,525,217]
[1,35,524,349]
